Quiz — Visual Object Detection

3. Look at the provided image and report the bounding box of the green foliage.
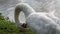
[0,13,33,34]
[0,13,2,16]
[0,13,5,20]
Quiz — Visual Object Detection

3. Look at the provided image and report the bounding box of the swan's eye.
[21,23,27,28]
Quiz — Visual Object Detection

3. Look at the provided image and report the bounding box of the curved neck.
[14,3,35,28]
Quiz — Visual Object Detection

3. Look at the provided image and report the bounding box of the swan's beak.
[21,23,27,28]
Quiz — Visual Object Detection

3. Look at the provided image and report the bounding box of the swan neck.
[18,3,35,17]
[14,3,35,28]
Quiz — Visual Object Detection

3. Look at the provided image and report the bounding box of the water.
[0,0,60,22]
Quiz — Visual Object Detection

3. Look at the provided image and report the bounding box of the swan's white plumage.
[26,13,60,34]
[15,3,35,28]
[14,3,60,34]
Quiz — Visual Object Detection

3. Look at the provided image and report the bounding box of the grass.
[0,13,33,34]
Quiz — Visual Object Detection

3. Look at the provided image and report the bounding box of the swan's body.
[14,3,60,34]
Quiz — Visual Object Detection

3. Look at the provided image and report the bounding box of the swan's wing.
[26,13,60,34]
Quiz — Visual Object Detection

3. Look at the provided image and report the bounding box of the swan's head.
[21,23,27,28]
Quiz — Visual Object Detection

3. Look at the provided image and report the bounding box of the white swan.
[14,3,60,34]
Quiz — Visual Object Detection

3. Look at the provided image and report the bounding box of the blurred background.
[0,0,60,23]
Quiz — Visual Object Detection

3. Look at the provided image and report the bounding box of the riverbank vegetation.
[0,13,33,34]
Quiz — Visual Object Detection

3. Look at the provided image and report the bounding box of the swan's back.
[26,13,59,34]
